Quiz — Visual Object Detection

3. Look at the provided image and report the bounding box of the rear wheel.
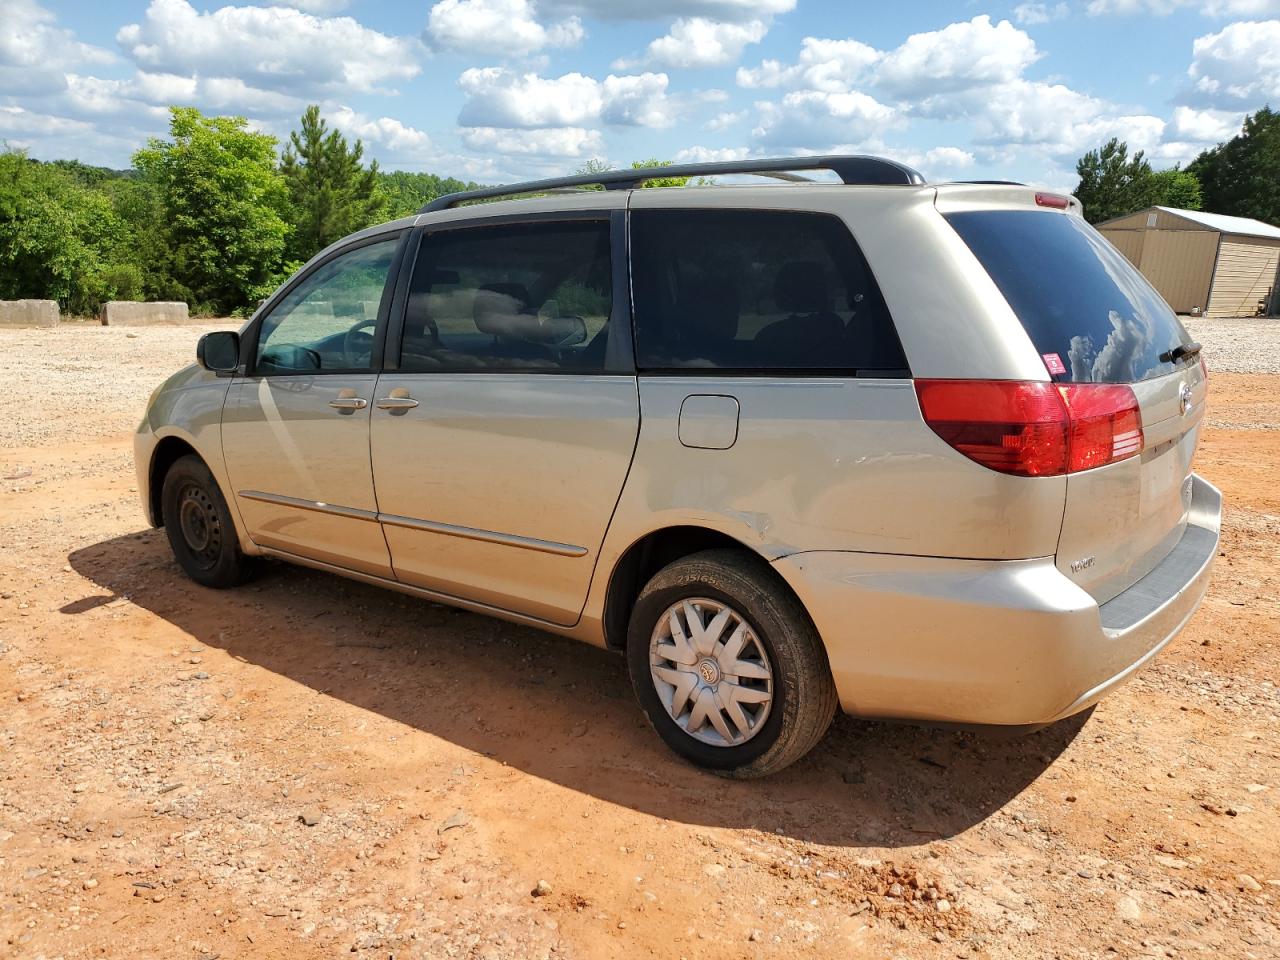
[160,454,255,589]
[626,549,837,778]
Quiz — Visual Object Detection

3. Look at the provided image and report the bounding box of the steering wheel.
[343,318,378,368]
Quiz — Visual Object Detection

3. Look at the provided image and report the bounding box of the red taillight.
[915,380,1144,477]
[1035,192,1070,209]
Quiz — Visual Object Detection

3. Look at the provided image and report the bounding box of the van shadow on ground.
[68,530,1089,849]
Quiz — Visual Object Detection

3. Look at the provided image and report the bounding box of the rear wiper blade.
[1160,341,1202,364]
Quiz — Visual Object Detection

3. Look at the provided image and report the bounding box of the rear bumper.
[772,474,1222,726]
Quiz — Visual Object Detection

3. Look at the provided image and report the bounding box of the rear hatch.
[942,200,1206,603]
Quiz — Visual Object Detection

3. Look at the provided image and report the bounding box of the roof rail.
[419,154,927,213]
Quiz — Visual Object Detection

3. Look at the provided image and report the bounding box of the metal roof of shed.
[1153,206,1280,241]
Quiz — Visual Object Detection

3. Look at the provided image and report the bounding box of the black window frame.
[626,207,910,378]
[239,228,410,379]
[383,209,634,376]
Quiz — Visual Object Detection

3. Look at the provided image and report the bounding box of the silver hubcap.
[649,598,773,747]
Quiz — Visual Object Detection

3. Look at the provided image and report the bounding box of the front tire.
[626,549,837,779]
[160,454,255,589]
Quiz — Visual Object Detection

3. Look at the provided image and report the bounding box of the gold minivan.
[135,156,1221,777]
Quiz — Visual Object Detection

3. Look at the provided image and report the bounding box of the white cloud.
[890,145,977,171]
[0,0,115,96]
[620,17,768,69]
[544,0,794,22]
[737,37,880,92]
[267,0,349,10]
[426,0,583,56]
[734,16,1171,165]
[876,16,1040,99]
[673,144,752,162]
[1087,0,1280,13]
[705,109,746,130]
[460,125,603,156]
[600,72,678,126]
[0,103,93,135]
[326,106,432,153]
[737,18,1040,102]
[1013,3,1070,24]
[751,90,899,150]
[1170,104,1244,141]
[457,66,675,128]
[1085,0,1184,12]
[117,0,422,96]
[1201,0,1280,11]
[1186,19,1280,107]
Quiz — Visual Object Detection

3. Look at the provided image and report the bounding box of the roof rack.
[420,154,927,213]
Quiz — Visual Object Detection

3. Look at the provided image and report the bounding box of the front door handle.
[376,387,419,412]
[328,397,368,410]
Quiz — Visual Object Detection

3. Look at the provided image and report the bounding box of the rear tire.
[160,454,256,589]
[626,549,837,778]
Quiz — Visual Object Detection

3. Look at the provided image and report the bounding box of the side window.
[400,219,613,373]
[255,237,399,374]
[630,210,908,374]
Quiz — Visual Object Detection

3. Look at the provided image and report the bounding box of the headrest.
[473,283,532,337]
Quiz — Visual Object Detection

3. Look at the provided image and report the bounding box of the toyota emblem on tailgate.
[1179,382,1192,416]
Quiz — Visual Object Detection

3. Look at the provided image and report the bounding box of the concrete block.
[100,301,190,326]
[0,300,60,328]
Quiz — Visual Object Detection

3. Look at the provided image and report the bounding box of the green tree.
[0,149,140,314]
[1188,106,1280,226]
[631,158,692,188]
[133,106,290,313]
[1150,167,1203,211]
[379,170,481,218]
[1074,139,1159,224]
[280,106,387,261]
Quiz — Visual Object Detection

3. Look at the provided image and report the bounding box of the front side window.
[255,237,399,374]
[400,219,614,373]
[630,209,907,374]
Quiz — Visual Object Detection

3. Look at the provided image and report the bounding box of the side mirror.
[197,331,241,375]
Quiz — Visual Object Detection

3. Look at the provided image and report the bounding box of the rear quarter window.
[630,209,908,375]
[944,210,1194,383]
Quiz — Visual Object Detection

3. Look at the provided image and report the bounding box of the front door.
[222,234,402,578]
[370,213,639,625]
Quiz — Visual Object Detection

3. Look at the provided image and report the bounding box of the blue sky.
[2,0,1277,189]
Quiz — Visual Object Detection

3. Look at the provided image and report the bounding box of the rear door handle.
[376,397,419,410]
[328,397,368,410]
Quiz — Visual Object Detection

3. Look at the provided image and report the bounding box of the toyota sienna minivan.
[135,155,1221,777]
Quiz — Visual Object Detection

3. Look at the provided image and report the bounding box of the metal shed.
[1096,206,1280,318]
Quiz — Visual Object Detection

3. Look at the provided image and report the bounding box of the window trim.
[626,207,911,378]
[240,229,409,379]
[383,210,634,376]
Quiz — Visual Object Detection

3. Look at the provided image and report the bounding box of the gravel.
[1182,317,1280,375]
[0,320,233,450]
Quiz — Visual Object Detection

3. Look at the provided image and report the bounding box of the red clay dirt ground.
[1,326,1277,959]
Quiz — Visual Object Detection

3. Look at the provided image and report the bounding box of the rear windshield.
[944,210,1193,383]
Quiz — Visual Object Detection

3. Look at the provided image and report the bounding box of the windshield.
[945,210,1193,383]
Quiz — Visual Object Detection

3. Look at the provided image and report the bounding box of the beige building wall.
[1101,208,1213,232]
[1100,228,1145,267]
[1206,236,1280,318]
[1098,222,1217,314]
[1137,231,1218,314]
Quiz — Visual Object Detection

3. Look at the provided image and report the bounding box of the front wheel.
[160,454,256,589]
[626,549,837,778]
